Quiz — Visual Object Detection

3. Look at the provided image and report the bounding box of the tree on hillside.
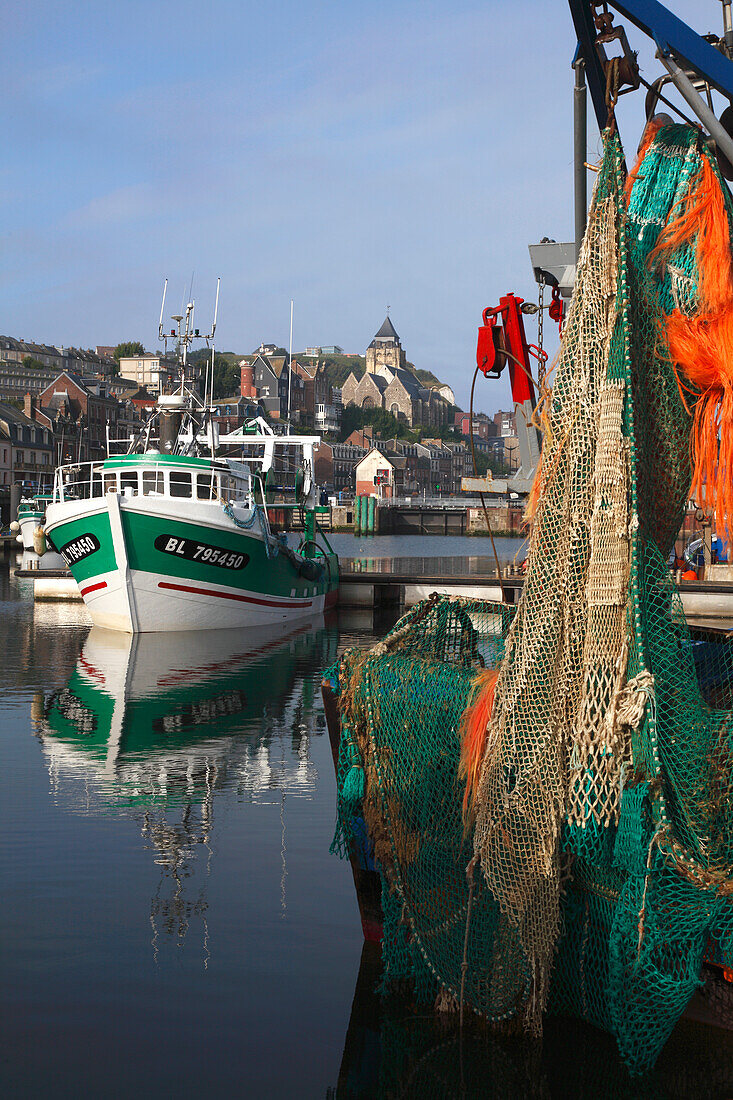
[319,354,367,389]
[432,422,461,442]
[22,355,46,370]
[339,404,415,443]
[113,342,145,375]
[467,449,512,478]
[212,356,242,400]
[185,348,241,399]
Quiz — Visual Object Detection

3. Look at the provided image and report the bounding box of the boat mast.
[287,298,293,430]
[153,277,221,454]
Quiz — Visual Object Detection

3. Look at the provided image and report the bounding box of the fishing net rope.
[330,123,733,1075]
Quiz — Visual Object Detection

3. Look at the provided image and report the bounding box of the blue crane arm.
[568,0,733,130]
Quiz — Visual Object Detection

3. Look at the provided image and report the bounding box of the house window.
[16,450,24,464]
[29,452,36,466]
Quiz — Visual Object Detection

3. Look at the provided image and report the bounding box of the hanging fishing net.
[330,122,733,1075]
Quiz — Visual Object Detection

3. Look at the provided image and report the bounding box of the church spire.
[373,315,399,342]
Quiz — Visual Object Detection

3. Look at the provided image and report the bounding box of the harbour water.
[324,532,527,565]
[2,538,733,1098]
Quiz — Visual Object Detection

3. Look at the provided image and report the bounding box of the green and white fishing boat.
[12,491,53,552]
[44,287,339,633]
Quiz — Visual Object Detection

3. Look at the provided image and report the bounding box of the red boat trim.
[80,581,108,597]
[155,620,314,687]
[157,581,314,608]
[78,654,106,684]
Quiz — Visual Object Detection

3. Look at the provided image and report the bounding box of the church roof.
[387,367,423,397]
[370,315,400,344]
[361,373,389,393]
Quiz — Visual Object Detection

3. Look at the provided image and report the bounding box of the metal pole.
[287,299,293,428]
[658,53,733,170]
[722,1,733,58]
[574,58,587,265]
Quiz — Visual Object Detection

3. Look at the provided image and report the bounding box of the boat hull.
[18,509,44,552]
[46,494,338,632]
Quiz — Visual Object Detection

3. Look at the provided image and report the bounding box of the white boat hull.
[81,567,329,632]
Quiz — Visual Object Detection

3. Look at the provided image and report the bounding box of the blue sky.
[1,0,718,409]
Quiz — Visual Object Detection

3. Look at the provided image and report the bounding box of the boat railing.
[52,461,253,507]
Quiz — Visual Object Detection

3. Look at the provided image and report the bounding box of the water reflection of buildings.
[34,618,338,962]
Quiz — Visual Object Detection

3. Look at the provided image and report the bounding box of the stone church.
[341,315,450,428]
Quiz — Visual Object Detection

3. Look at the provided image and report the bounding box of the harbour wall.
[267,502,527,538]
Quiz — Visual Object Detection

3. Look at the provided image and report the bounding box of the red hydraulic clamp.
[476,292,535,407]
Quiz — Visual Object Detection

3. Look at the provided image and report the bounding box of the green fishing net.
[330,123,733,1075]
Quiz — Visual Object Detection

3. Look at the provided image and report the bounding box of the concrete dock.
[339,557,522,608]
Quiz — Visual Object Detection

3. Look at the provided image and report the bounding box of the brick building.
[456,412,498,440]
[314,439,367,495]
[28,372,120,463]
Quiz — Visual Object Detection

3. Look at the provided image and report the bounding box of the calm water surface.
[2,545,732,1099]
[325,532,527,565]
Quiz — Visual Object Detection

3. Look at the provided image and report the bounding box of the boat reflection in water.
[34,617,337,961]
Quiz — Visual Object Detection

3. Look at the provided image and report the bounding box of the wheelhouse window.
[120,470,139,494]
[229,476,248,502]
[197,472,216,500]
[104,473,118,493]
[169,470,192,498]
[218,474,237,501]
[142,470,164,495]
[91,470,103,498]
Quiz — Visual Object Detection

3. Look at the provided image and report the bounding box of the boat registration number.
[154,534,249,570]
[60,533,100,563]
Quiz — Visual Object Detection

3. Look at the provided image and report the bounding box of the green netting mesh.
[330,123,733,1076]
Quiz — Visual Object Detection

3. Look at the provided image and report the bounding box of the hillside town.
[0,314,519,522]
